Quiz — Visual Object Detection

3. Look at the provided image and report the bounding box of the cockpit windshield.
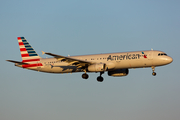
[158,53,167,56]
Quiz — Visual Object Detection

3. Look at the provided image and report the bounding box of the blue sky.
[0,0,180,120]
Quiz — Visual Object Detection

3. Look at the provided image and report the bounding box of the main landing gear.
[82,73,89,79]
[82,71,104,82]
[97,72,104,82]
[151,66,156,76]
[82,70,89,79]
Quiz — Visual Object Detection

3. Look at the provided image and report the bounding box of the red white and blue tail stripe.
[17,37,43,68]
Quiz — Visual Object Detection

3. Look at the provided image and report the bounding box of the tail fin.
[17,37,41,62]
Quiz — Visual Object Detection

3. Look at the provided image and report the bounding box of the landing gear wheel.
[82,73,89,79]
[152,72,156,76]
[97,76,104,82]
[151,66,156,76]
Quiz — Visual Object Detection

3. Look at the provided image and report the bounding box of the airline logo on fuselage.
[142,52,147,58]
[107,52,147,61]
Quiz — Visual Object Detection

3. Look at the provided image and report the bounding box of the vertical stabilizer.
[17,37,42,65]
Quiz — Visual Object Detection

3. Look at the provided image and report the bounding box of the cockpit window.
[158,53,167,56]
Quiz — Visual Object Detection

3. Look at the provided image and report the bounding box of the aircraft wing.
[43,52,93,68]
[6,60,29,65]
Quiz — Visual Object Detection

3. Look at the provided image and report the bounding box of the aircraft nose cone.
[166,56,173,64]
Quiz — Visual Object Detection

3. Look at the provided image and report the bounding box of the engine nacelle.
[105,62,115,71]
[108,69,129,77]
[88,63,105,72]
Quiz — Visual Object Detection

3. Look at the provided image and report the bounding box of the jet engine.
[108,69,129,77]
[88,63,106,72]
[105,62,115,71]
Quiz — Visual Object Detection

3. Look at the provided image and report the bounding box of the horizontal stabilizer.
[6,60,29,65]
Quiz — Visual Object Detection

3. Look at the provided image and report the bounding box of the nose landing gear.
[151,66,156,76]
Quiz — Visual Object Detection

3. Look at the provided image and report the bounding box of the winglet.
[42,51,45,55]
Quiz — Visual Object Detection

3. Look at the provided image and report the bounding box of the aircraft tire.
[82,73,89,79]
[97,76,104,82]
[152,72,156,76]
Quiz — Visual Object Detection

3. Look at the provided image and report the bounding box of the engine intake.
[108,69,129,77]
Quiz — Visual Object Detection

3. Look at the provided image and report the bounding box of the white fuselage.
[17,50,173,73]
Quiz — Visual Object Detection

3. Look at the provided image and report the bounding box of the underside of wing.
[44,52,93,68]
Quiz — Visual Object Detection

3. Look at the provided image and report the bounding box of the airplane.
[7,37,173,82]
